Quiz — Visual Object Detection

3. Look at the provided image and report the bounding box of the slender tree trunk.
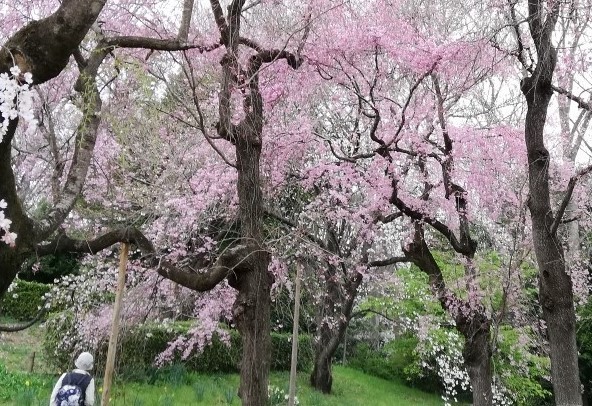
[310,346,334,393]
[310,318,342,393]
[310,266,340,393]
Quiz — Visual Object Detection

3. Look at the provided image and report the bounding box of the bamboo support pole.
[288,263,302,406]
[101,243,129,406]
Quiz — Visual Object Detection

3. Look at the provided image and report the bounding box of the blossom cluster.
[0,65,36,143]
[0,199,16,246]
[268,385,299,406]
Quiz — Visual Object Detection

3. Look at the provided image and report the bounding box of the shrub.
[348,336,441,393]
[19,253,80,284]
[494,326,552,406]
[0,280,50,321]
[44,321,313,380]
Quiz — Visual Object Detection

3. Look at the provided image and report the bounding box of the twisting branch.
[35,227,251,293]
[0,307,46,333]
[550,163,592,235]
[390,180,474,256]
[35,47,110,241]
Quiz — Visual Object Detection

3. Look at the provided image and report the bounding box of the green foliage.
[0,280,49,321]
[0,364,22,401]
[19,254,80,284]
[0,365,445,406]
[0,363,48,402]
[348,337,441,392]
[494,326,552,405]
[44,322,313,379]
[193,382,207,401]
[578,299,592,403]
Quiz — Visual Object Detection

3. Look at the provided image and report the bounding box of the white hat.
[75,352,94,371]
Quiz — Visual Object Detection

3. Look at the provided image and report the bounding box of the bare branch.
[550,163,592,235]
[103,36,221,52]
[368,256,409,267]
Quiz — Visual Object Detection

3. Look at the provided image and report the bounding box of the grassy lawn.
[0,322,445,405]
[0,321,54,375]
[0,368,444,405]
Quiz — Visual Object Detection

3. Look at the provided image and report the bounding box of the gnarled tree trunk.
[310,270,357,393]
[0,0,105,297]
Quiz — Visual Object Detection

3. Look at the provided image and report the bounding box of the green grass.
[0,320,445,405]
[0,367,445,405]
[0,320,53,375]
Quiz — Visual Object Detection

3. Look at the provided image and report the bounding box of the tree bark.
[310,283,340,394]
[310,260,361,393]
[460,315,492,405]
[230,133,272,406]
[520,1,582,403]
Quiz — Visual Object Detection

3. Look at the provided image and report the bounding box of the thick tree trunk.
[0,0,105,296]
[0,120,33,297]
[461,320,493,406]
[310,346,334,393]
[520,3,582,403]
[522,72,582,406]
[231,133,272,406]
[233,264,272,406]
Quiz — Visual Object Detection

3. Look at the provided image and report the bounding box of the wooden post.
[27,351,35,373]
[288,263,302,406]
[101,243,129,406]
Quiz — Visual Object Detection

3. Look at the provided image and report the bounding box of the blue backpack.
[55,372,91,406]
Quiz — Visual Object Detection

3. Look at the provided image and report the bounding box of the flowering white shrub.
[268,385,298,406]
[0,65,38,247]
[0,65,36,142]
[43,256,234,368]
[0,199,16,246]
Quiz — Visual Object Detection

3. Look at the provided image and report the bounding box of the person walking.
[49,351,95,406]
